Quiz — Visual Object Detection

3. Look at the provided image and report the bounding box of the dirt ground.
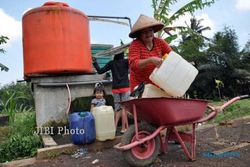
[27,118,250,167]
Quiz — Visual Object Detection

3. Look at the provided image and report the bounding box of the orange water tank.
[22,2,93,77]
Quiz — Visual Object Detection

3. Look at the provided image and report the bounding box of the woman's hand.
[92,57,96,63]
[138,56,163,69]
[150,57,163,68]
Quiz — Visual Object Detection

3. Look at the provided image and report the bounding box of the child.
[91,83,106,110]
[93,51,129,134]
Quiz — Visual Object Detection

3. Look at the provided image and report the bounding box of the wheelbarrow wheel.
[121,122,160,167]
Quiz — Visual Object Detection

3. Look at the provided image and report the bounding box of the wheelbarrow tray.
[121,97,208,126]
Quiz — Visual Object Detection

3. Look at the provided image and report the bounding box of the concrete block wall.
[31,74,112,126]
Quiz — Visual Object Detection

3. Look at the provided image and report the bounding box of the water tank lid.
[43,1,69,7]
[23,1,87,19]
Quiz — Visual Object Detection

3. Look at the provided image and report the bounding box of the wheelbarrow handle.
[220,94,249,111]
[195,109,218,123]
[239,94,249,100]
[196,95,249,124]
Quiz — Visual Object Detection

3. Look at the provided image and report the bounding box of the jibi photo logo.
[34,126,85,135]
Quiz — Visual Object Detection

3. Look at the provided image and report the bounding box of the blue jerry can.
[69,112,96,145]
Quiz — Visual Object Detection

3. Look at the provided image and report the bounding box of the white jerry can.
[149,51,198,97]
[142,84,171,98]
[91,105,116,141]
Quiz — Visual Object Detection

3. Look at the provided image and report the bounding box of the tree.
[238,40,250,95]
[150,0,218,98]
[181,16,211,42]
[178,16,210,61]
[0,35,9,72]
[166,14,215,98]
[240,40,250,72]
[151,0,215,43]
[207,27,238,96]
[194,27,249,98]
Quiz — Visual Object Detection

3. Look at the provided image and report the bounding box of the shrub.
[0,111,42,163]
[0,134,41,162]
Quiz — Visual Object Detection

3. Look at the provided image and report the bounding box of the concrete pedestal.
[31,74,112,126]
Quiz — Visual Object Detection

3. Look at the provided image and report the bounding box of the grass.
[0,126,11,145]
[208,99,250,123]
[0,111,42,163]
[11,112,37,136]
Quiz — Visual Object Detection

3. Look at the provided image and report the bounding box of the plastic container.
[69,112,95,145]
[149,51,198,97]
[142,84,171,98]
[91,106,116,141]
[22,2,93,77]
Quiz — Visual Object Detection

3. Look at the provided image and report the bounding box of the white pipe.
[65,84,72,115]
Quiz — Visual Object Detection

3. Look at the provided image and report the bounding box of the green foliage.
[240,40,250,71]
[0,126,11,144]
[0,35,9,72]
[211,99,250,123]
[181,16,211,43]
[0,62,9,72]
[178,34,206,61]
[151,0,216,42]
[0,91,33,123]
[11,112,37,136]
[0,134,41,162]
[208,27,239,67]
[206,27,248,97]
[185,27,250,99]
[0,35,9,53]
[0,82,34,114]
[0,111,42,163]
[0,82,39,162]
[152,0,215,24]
[165,34,178,43]
[168,0,215,25]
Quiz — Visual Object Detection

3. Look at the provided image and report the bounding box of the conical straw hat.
[129,14,164,38]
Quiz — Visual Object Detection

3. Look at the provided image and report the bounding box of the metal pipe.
[87,15,132,30]
[35,80,112,87]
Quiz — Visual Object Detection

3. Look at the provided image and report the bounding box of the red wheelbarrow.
[114,95,249,167]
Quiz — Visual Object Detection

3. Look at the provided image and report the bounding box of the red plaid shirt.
[128,37,172,91]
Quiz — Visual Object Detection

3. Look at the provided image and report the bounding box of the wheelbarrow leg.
[159,128,168,154]
[132,104,140,140]
[160,127,177,154]
[191,123,196,159]
[172,126,196,161]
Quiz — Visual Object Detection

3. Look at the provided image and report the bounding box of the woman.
[128,14,175,145]
[92,51,129,134]
[128,14,172,91]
